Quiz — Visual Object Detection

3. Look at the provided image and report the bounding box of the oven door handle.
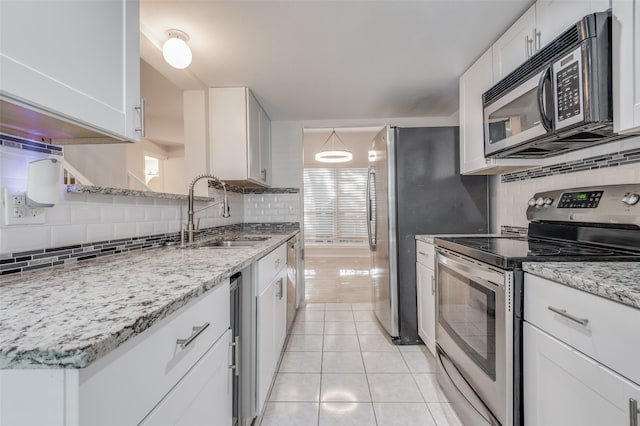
[437,347,500,425]
[436,251,504,290]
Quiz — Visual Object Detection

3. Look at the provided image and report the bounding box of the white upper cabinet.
[536,0,611,48]
[209,87,272,187]
[492,5,537,82]
[460,49,538,175]
[0,0,142,142]
[492,0,611,82]
[613,0,640,134]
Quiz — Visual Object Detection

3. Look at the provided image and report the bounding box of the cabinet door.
[492,4,536,81]
[273,271,287,355]
[140,330,233,426]
[536,0,610,50]
[613,0,640,134]
[247,91,263,184]
[416,262,436,356]
[524,323,640,426]
[256,280,276,414]
[259,108,272,186]
[0,0,141,141]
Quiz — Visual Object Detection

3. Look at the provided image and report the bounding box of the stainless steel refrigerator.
[367,126,488,344]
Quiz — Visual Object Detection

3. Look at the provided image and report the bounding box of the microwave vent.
[483,19,586,105]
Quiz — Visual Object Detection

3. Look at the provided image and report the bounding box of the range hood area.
[0,98,129,145]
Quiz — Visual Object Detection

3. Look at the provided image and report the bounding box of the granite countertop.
[415,234,500,244]
[523,262,640,310]
[0,230,298,369]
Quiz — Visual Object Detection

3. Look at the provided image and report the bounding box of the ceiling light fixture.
[162,29,192,69]
[315,129,353,163]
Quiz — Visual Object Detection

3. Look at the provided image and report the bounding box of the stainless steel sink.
[198,237,269,248]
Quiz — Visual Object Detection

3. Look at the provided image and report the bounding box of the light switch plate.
[3,188,46,225]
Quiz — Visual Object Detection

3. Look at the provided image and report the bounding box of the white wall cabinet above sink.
[0,0,142,143]
[613,0,640,134]
[209,87,272,187]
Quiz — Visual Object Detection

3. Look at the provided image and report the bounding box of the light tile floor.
[259,302,463,426]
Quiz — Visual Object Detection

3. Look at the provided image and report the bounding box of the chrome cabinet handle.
[547,306,589,326]
[534,30,541,51]
[418,251,428,256]
[275,258,282,268]
[276,278,284,299]
[135,98,146,137]
[176,322,210,348]
[261,168,267,181]
[525,35,533,57]
[431,276,435,295]
[229,337,240,376]
[631,399,639,426]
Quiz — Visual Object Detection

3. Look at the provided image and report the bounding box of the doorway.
[302,126,382,304]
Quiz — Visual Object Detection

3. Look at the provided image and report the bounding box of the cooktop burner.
[434,236,640,269]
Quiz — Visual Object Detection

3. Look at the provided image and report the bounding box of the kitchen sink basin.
[199,237,269,248]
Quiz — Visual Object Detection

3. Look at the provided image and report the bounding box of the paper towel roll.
[26,158,61,207]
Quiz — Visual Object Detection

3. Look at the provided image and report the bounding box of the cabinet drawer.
[258,243,286,293]
[79,281,231,426]
[416,241,435,269]
[524,273,640,385]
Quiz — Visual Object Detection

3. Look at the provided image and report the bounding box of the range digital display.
[558,191,603,208]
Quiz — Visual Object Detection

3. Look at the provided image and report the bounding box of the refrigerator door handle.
[367,167,377,251]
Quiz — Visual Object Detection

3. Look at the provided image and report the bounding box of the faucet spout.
[186,174,230,244]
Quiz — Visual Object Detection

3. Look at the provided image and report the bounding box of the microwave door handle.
[537,66,553,131]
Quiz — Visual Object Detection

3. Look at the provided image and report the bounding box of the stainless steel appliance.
[483,11,617,159]
[229,272,242,426]
[286,236,298,333]
[367,126,489,343]
[434,184,640,426]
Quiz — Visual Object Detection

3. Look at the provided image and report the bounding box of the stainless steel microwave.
[483,11,618,159]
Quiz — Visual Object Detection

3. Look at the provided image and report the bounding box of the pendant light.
[315,129,353,163]
[162,29,192,69]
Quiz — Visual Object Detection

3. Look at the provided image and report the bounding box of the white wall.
[63,144,127,188]
[183,90,209,196]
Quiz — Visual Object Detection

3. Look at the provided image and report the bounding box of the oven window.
[488,87,542,145]
[438,264,496,380]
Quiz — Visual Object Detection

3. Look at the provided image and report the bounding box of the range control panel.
[557,191,603,208]
[526,184,640,226]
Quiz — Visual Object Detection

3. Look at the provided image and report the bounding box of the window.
[304,168,368,245]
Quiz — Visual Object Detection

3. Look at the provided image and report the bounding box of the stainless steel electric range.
[433,184,640,426]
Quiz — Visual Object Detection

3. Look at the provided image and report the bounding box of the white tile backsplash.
[494,162,640,229]
[244,192,300,223]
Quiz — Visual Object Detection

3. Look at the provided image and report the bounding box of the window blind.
[303,168,368,245]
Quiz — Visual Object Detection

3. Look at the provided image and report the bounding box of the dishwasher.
[286,236,299,333]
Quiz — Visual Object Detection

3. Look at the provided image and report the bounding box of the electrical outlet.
[3,189,46,225]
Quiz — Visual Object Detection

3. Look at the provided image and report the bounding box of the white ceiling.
[140,0,533,121]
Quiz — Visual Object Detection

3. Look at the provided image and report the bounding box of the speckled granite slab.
[415,234,500,244]
[0,230,298,369]
[523,262,640,310]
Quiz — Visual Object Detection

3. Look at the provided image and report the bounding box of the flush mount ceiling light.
[162,29,192,69]
[315,129,353,163]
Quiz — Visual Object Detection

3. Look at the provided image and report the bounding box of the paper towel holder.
[26,158,61,208]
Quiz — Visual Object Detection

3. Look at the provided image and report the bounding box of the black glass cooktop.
[434,236,640,269]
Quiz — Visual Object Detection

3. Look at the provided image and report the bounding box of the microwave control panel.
[556,60,581,122]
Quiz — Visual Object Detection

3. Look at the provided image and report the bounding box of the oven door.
[436,249,512,426]
[484,66,553,157]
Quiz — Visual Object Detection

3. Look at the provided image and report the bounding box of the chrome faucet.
[185,174,231,244]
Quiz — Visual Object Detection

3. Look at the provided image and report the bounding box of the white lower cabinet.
[524,323,640,426]
[140,330,233,426]
[256,269,287,415]
[524,272,640,426]
[415,240,436,355]
[0,280,231,426]
[255,243,288,415]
